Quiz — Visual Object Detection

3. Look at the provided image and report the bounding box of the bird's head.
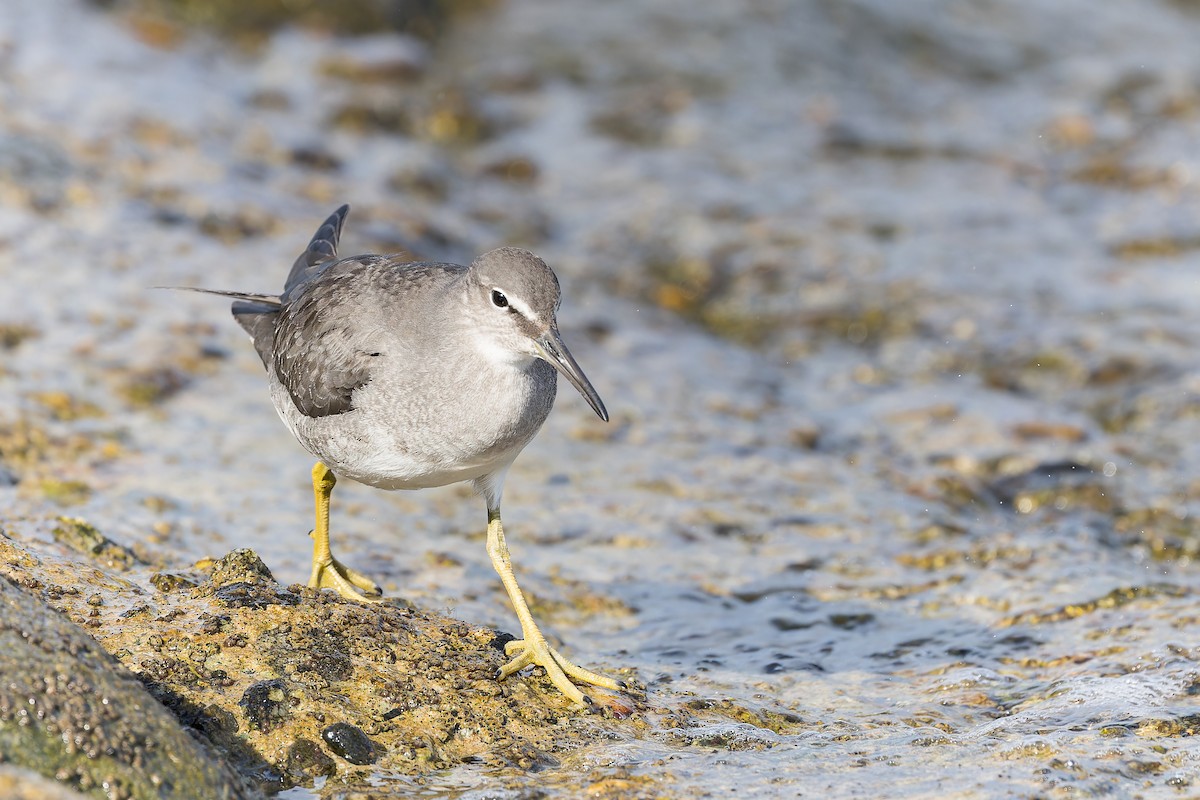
[466,247,608,422]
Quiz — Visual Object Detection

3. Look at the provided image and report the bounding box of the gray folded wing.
[271,264,378,419]
[269,257,467,419]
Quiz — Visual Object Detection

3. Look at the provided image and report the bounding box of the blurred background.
[4,0,1200,796]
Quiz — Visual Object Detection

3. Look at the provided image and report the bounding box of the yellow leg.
[308,462,381,603]
[486,509,622,706]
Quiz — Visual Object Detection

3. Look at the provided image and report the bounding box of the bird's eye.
[491,289,509,308]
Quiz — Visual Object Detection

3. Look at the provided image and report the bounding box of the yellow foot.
[308,537,382,602]
[499,637,624,706]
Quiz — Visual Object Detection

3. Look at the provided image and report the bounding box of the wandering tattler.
[188,205,621,706]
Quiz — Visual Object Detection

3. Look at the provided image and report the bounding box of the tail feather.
[165,286,282,307]
[232,300,279,369]
[284,204,350,296]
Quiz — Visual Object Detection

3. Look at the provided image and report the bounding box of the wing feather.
[272,264,378,418]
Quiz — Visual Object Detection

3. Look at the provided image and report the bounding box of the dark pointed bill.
[536,330,609,422]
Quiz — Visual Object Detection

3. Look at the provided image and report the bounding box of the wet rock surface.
[0,533,641,795]
[0,553,250,800]
[0,766,92,800]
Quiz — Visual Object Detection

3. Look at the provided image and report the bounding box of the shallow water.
[4,0,1200,796]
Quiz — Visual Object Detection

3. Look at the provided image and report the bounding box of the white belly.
[268,359,555,491]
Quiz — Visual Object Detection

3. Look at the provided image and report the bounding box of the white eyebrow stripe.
[506,295,542,326]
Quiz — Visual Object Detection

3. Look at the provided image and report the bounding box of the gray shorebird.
[188,205,620,706]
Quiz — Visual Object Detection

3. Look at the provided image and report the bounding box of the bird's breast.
[273,355,557,490]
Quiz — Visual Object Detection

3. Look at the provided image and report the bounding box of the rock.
[320,722,378,766]
[0,573,250,800]
[0,765,91,800]
[0,532,637,794]
[209,548,277,587]
[51,516,141,570]
[282,738,336,783]
[239,679,291,733]
[149,571,199,593]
